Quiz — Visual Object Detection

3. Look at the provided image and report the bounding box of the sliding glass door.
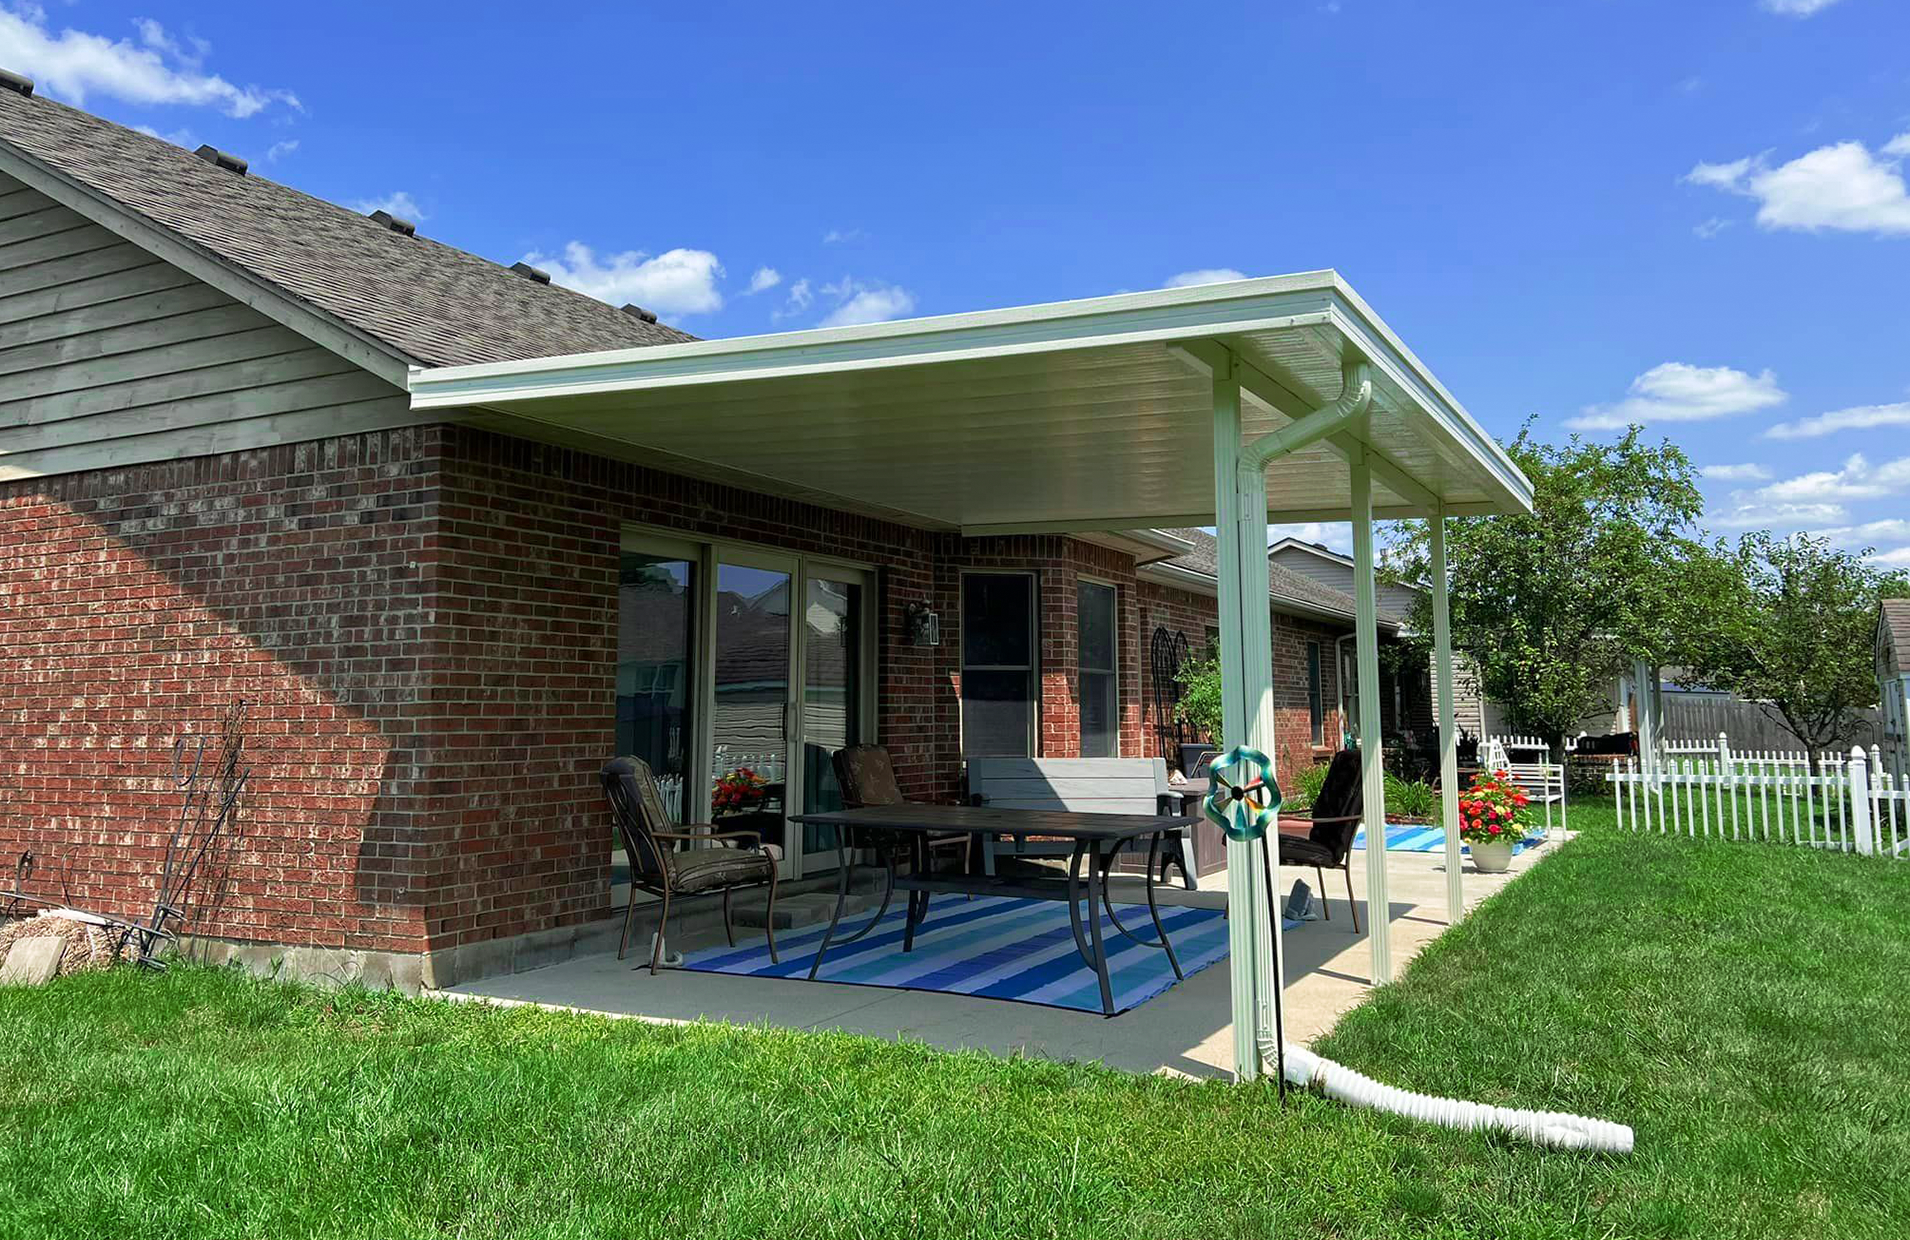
[709,553,795,857]
[614,540,699,898]
[617,530,874,882]
[798,570,868,861]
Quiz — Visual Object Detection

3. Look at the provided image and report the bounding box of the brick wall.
[937,536,1145,763]
[2,421,1364,958]
[1135,580,1346,790]
[0,430,440,954]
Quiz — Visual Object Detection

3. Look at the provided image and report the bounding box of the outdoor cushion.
[670,846,775,894]
[1278,836,1339,868]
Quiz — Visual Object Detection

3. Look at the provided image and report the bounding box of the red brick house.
[0,85,1422,987]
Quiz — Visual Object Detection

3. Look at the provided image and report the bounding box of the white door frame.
[622,525,877,882]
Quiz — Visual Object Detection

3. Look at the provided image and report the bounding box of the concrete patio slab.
[437,834,1562,1079]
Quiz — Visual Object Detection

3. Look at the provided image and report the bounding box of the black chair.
[1272,749,1364,932]
[601,756,781,974]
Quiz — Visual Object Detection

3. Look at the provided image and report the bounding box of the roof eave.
[1137,560,1400,631]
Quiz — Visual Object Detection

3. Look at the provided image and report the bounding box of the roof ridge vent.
[193,144,248,175]
[369,209,416,237]
[510,262,551,285]
[619,303,658,324]
[0,68,33,97]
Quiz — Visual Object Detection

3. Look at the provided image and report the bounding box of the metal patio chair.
[1273,748,1364,932]
[831,745,974,923]
[601,755,782,974]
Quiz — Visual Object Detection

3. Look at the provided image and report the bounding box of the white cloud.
[1685,158,1754,190]
[746,266,781,294]
[819,280,916,328]
[822,228,866,245]
[1684,132,1910,236]
[133,122,193,147]
[1163,268,1247,288]
[264,138,298,163]
[524,243,725,316]
[1701,463,1774,482]
[1873,546,1910,567]
[1268,522,1352,556]
[1766,400,1910,439]
[1693,216,1731,239]
[1568,362,1786,431]
[772,277,814,322]
[1815,519,1910,546]
[132,17,208,68]
[354,190,425,222]
[1760,0,1843,15]
[1752,453,1910,504]
[1710,500,1849,529]
[0,8,298,117]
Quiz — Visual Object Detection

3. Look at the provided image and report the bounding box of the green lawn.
[3,830,1907,1239]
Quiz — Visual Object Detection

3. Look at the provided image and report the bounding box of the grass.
[3,831,1908,1238]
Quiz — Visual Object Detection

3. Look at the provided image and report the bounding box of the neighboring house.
[0,86,1415,983]
[1267,537,1729,753]
[1266,536,1470,739]
[1879,600,1910,780]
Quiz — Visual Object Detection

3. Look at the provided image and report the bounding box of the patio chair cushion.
[669,846,776,894]
[834,744,906,807]
[1277,835,1339,868]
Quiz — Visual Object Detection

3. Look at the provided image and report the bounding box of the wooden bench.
[965,756,1196,889]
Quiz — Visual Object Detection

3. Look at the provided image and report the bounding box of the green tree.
[1385,424,1727,754]
[1679,532,1909,758]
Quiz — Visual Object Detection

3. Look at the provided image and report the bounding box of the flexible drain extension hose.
[1281,1045,1634,1154]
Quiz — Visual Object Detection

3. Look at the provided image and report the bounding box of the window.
[1307,641,1324,746]
[1077,580,1118,758]
[961,573,1036,756]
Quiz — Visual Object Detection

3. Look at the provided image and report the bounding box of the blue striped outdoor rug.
[1351,825,1548,855]
[679,895,1235,1016]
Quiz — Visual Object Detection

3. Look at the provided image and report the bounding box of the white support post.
[1431,506,1463,924]
[1211,348,1283,1081]
[1349,444,1392,981]
[1849,746,1874,857]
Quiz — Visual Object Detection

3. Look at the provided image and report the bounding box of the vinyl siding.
[0,173,423,481]
[1268,546,1421,619]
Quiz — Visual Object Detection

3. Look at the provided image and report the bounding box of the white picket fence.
[1609,744,1908,858]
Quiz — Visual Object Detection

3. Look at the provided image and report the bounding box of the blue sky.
[2,0,1906,562]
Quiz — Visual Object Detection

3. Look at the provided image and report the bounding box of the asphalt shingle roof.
[0,86,695,368]
[1156,527,1392,627]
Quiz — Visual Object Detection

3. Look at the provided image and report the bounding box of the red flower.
[1488,824,1501,834]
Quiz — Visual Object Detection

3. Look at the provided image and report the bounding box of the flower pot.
[1470,839,1514,873]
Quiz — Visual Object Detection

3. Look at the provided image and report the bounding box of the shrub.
[1383,773,1438,820]
[1173,652,1222,741]
[1285,761,1330,813]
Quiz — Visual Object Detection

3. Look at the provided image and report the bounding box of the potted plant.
[1173,651,1223,775]
[712,766,770,817]
[1458,769,1530,873]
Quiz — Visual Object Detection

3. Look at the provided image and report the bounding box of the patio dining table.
[788,805,1200,1015]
